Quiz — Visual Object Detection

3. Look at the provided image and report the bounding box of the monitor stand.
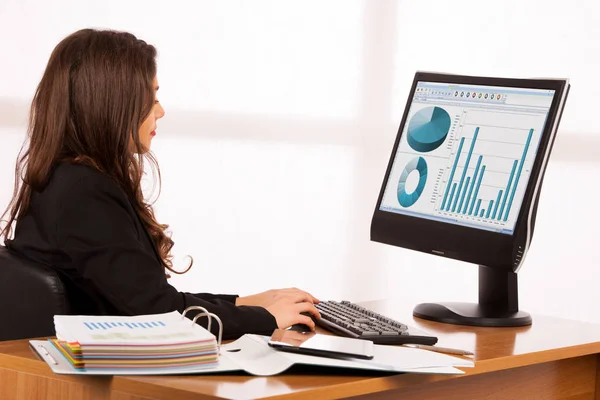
[413,265,532,327]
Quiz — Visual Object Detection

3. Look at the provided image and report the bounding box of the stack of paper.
[49,311,218,373]
[32,333,473,376]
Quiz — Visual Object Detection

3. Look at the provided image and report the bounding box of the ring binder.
[46,311,222,373]
[183,306,212,331]
[182,306,210,319]
[193,313,223,354]
[183,306,223,353]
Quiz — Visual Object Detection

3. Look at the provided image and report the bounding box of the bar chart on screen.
[437,110,543,230]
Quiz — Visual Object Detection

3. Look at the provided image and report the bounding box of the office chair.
[0,246,70,341]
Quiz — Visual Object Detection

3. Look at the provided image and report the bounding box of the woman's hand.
[266,300,320,330]
[236,288,321,330]
[236,288,319,307]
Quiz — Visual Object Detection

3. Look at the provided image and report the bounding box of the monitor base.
[413,265,532,327]
[413,302,532,327]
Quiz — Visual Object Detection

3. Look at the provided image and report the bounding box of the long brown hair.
[0,28,189,275]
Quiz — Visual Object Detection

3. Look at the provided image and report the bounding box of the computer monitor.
[371,72,569,327]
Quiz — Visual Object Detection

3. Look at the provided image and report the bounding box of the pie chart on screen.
[397,156,428,208]
[407,106,451,152]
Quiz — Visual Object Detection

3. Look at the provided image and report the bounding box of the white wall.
[1,0,599,324]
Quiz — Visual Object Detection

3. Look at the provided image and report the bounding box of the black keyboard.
[314,300,438,345]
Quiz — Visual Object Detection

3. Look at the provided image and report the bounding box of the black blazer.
[7,163,277,339]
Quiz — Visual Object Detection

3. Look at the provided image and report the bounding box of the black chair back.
[0,246,69,341]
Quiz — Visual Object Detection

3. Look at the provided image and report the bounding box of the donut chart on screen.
[397,156,428,207]
[407,106,451,152]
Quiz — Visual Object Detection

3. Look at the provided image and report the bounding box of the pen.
[405,344,474,356]
[38,345,59,365]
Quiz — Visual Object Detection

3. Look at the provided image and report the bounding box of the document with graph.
[32,310,221,374]
[30,312,473,376]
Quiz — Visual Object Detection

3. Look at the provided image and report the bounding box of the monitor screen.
[379,82,555,235]
[371,72,569,327]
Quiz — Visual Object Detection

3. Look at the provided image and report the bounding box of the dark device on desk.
[268,328,375,360]
[371,72,570,327]
[313,300,438,345]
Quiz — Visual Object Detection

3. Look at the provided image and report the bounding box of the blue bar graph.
[468,166,486,215]
[83,320,167,330]
[504,129,534,221]
[486,201,493,218]
[492,190,503,219]
[451,128,479,212]
[463,155,482,214]
[436,126,535,225]
[441,137,465,210]
[497,160,518,220]
[457,177,471,213]
[447,183,457,211]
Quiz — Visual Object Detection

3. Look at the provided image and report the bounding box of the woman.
[0,29,319,340]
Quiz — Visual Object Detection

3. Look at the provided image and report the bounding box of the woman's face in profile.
[138,77,165,151]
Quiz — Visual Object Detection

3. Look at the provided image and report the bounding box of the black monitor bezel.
[371,72,568,270]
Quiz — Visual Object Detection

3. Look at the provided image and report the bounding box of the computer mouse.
[288,312,317,332]
[288,323,312,332]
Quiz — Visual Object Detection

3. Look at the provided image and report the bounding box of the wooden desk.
[1,300,600,400]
